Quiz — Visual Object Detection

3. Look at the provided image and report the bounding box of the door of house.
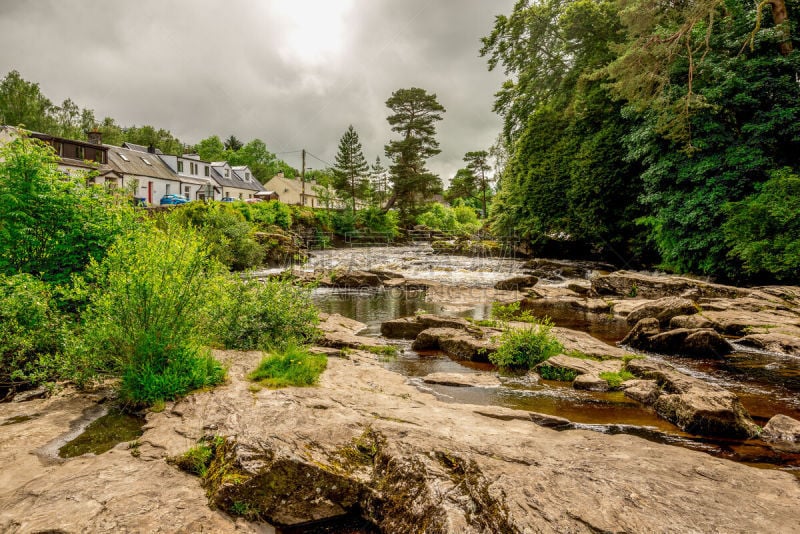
[148,181,153,204]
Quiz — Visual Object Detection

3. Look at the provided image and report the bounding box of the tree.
[384,87,446,225]
[195,135,227,162]
[0,134,135,284]
[333,125,369,212]
[224,135,243,151]
[370,156,388,208]
[464,151,491,217]
[445,168,478,206]
[0,70,55,133]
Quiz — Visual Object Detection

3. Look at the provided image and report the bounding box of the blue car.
[220,197,236,202]
[160,194,189,205]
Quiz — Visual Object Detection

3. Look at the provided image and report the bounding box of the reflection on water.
[312,278,800,475]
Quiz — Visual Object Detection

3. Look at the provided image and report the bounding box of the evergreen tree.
[224,135,243,151]
[463,151,491,217]
[370,156,388,208]
[384,87,445,225]
[333,125,369,212]
[445,168,478,206]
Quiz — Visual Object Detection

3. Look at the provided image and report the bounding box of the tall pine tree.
[333,125,369,212]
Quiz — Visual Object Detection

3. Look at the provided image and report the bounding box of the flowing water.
[308,246,800,476]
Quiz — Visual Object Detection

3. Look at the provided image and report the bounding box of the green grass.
[537,365,578,382]
[173,436,224,477]
[599,370,636,389]
[489,318,564,371]
[247,344,327,388]
[491,301,536,323]
[365,345,399,357]
[622,354,645,365]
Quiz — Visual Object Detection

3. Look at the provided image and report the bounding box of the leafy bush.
[0,273,65,393]
[599,370,635,389]
[0,135,135,284]
[76,221,229,404]
[247,200,293,230]
[722,168,800,282]
[537,364,578,382]
[215,278,319,351]
[247,344,327,388]
[169,203,263,271]
[491,301,535,323]
[489,319,563,371]
[416,203,481,236]
[356,207,400,238]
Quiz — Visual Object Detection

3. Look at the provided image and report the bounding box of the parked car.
[160,194,189,205]
[245,198,262,203]
[220,196,236,202]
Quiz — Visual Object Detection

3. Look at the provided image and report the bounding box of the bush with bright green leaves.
[0,273,66,395]
[215,278,319,351]
[0,134,136,285]
[169,202,263,271]
[244,200,293,230]
[74,221,228,404]
[416,203,482,236]
[489,318,563,371]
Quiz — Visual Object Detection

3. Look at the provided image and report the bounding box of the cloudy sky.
[0,0,515,182]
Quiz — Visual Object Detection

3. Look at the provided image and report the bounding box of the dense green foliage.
[248,344,328,388]
[0,273,65,393]
[194,135,297,183]
[333,125,370,211]
[215,278,320,351]
[416,203,481,236]
[0,136,135,284]
[483,0,800,281]
[489,319,563,371]
[75,221,228,404]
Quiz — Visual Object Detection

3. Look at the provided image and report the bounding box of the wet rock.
[591,271,749,300]
[625,297,698,327]
[527,412,572,429]
[493,275,538,291]
[412,328,496,362]
[573,374,610,392]
[736,333,800,357]
[543,354,623,376]
[566,282,591,296]
[521,296,612,317]
[383,278,433,291]
[521,258,613,279]
[621,319,733,358]
[417,314,476,332]
[318,313,387,351]
[422,373,501,388]
[762,414,800,451]
[11,387,49,403]
[622,379,661,405]
[381,317,427,339]
[626,358,759,438]
[552,326,628,359]
[331,270,383,288]
[669,314,717,330]
[366,269,403,281]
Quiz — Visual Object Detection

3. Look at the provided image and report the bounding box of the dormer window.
[118,152,129,162]
[178,161,184,172]
[190,162,198,174]
[204,166,209,176]
[225,169,229,177]
[245,172,250,180]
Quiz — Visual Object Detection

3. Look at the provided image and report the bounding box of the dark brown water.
[313,287,800,476]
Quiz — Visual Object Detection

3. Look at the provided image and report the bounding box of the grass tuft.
[489,318,563,371]
[247,344,327,388]
[599,370,636,389]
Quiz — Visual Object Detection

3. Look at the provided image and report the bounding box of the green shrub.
[215,278,319,351]
[169,203,263,271]
[491,301,535,323]
[248,200,293,230]
[248,344,327,388]
[489,319,563,371]
[0,135,135,284]
[416,203,481,236]
[173,436,224,477]
[0,273,65,392]
[537,364,578,381]
[356,207,400,238]
[599,370,635,389]
[76,221,229,404]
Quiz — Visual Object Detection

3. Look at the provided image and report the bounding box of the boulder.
[422,372,501,388]
[573,374,610,392]
[493,275,538,290]
[551,326,628,359]
[621,319,733,358]
[625,297,698,327]
[669,314,717,330]
[317,313,387,351]
[521,296,612,317]
[736,333,800,357]
[381,317,427,339]
[626,358,759,438]
[330,270,383,288]
[542,354,623,376]
[761,414,800,451]
[521,258,614,279]
[412,327,496,362]
[591,271,749,300]
[622,379,661,405]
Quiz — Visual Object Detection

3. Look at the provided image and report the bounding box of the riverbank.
[2,343,798,532]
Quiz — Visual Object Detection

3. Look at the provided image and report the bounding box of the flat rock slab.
[737,332,800,357]
[422,372,501,388]
[544,354,624,376]
[591,271,749,299]
[3,352,799,533]
[551,326,627,359]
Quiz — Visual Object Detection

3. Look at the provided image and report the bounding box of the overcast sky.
[0,0,514,182]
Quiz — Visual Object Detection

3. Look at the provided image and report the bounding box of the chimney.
[147,145,156,154]
[87,130,103,145]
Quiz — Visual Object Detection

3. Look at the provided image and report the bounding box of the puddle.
[58,408,145,458]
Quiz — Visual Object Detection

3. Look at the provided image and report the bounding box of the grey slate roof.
[209,163,264,192]
[106,144,178,181]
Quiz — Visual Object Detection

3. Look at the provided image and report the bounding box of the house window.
[141,157,152,165]
[239,192,243,199]
[245,172,250,180]
[118,152,129,162]
[204,166,209,176]
[178,161,184,172]
[166,184,171,195]
[224,169,229,177]
[190,162,198,174]
[75,146,84,159]
[54,142,63,156]
[184,186,190,196]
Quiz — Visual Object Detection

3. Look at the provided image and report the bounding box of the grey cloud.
[0,0,514,181]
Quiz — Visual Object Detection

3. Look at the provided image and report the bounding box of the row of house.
[0,126,282,204]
